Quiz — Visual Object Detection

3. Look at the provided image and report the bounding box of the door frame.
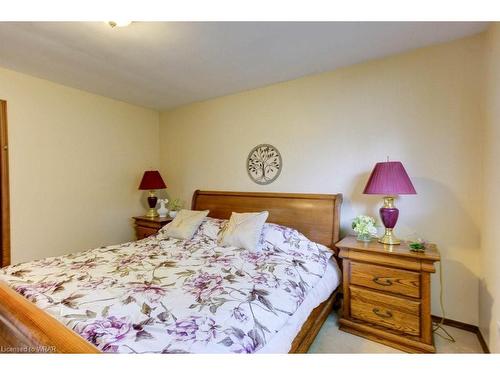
[0,100,10,267]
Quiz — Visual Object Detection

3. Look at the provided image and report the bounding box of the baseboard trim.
[431,315,490,353]
[431,315,477,333]
[476,329,491,354]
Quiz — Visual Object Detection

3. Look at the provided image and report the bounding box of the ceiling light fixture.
[107,21,132,28]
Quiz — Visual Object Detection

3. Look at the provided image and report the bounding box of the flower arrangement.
[167,198,183,211]
[167,198,183,218]
[352,215,377,242]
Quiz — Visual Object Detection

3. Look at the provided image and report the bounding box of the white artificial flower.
[352,215,377,236]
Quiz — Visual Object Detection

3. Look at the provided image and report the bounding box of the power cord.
[432,260,456,343]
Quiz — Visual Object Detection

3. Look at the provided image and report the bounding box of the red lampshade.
[138,170,167,190]
[363,161,416,195]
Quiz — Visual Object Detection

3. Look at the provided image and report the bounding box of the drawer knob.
[372,276,393,286]
[372,308,393,319]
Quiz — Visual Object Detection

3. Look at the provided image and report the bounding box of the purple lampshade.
[138,170,167,190]
[363,161,416,195]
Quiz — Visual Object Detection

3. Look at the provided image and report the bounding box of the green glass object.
[356,233,372,242]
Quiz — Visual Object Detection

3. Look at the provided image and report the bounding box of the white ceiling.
[0,22,489,110]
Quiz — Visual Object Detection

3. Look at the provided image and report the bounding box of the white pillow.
[219,211,269,251]
[161,209,209,240]
[195,217,227,241]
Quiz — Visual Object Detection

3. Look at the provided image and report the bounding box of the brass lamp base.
[378,228,400,245]
[145,207,159,218]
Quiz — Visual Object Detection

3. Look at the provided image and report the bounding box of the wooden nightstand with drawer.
[133,216,172,240]
[337,236,440,353]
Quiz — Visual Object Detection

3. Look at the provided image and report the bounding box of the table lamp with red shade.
[363,161,416,245]
[138,170,167,217]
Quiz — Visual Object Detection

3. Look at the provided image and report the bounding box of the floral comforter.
[0,218,334,353]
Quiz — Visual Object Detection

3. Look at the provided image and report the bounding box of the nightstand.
[132,216,172,240]
[336,236,440,353]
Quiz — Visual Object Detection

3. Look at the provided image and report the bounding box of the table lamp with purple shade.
[363,161,416,245]
[139,170,167,217]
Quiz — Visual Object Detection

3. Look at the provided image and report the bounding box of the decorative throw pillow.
[194,217,227,241]
[219,211,269,251]
[160,209,209,240]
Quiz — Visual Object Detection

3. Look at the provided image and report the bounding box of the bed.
[0,190,342,353]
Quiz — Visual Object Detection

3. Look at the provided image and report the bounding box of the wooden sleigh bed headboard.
[192,190,343,251]
[0,190,342,353]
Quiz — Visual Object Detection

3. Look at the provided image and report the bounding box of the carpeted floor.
[308,311,484,353]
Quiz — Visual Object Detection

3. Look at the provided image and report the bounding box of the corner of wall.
[479,22,500,354]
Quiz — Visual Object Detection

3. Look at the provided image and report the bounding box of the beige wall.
[480,24,500,353]
[0,67,160,264]
[159,35,485,325]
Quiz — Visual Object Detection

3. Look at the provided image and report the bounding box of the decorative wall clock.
[246,144,282,185]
